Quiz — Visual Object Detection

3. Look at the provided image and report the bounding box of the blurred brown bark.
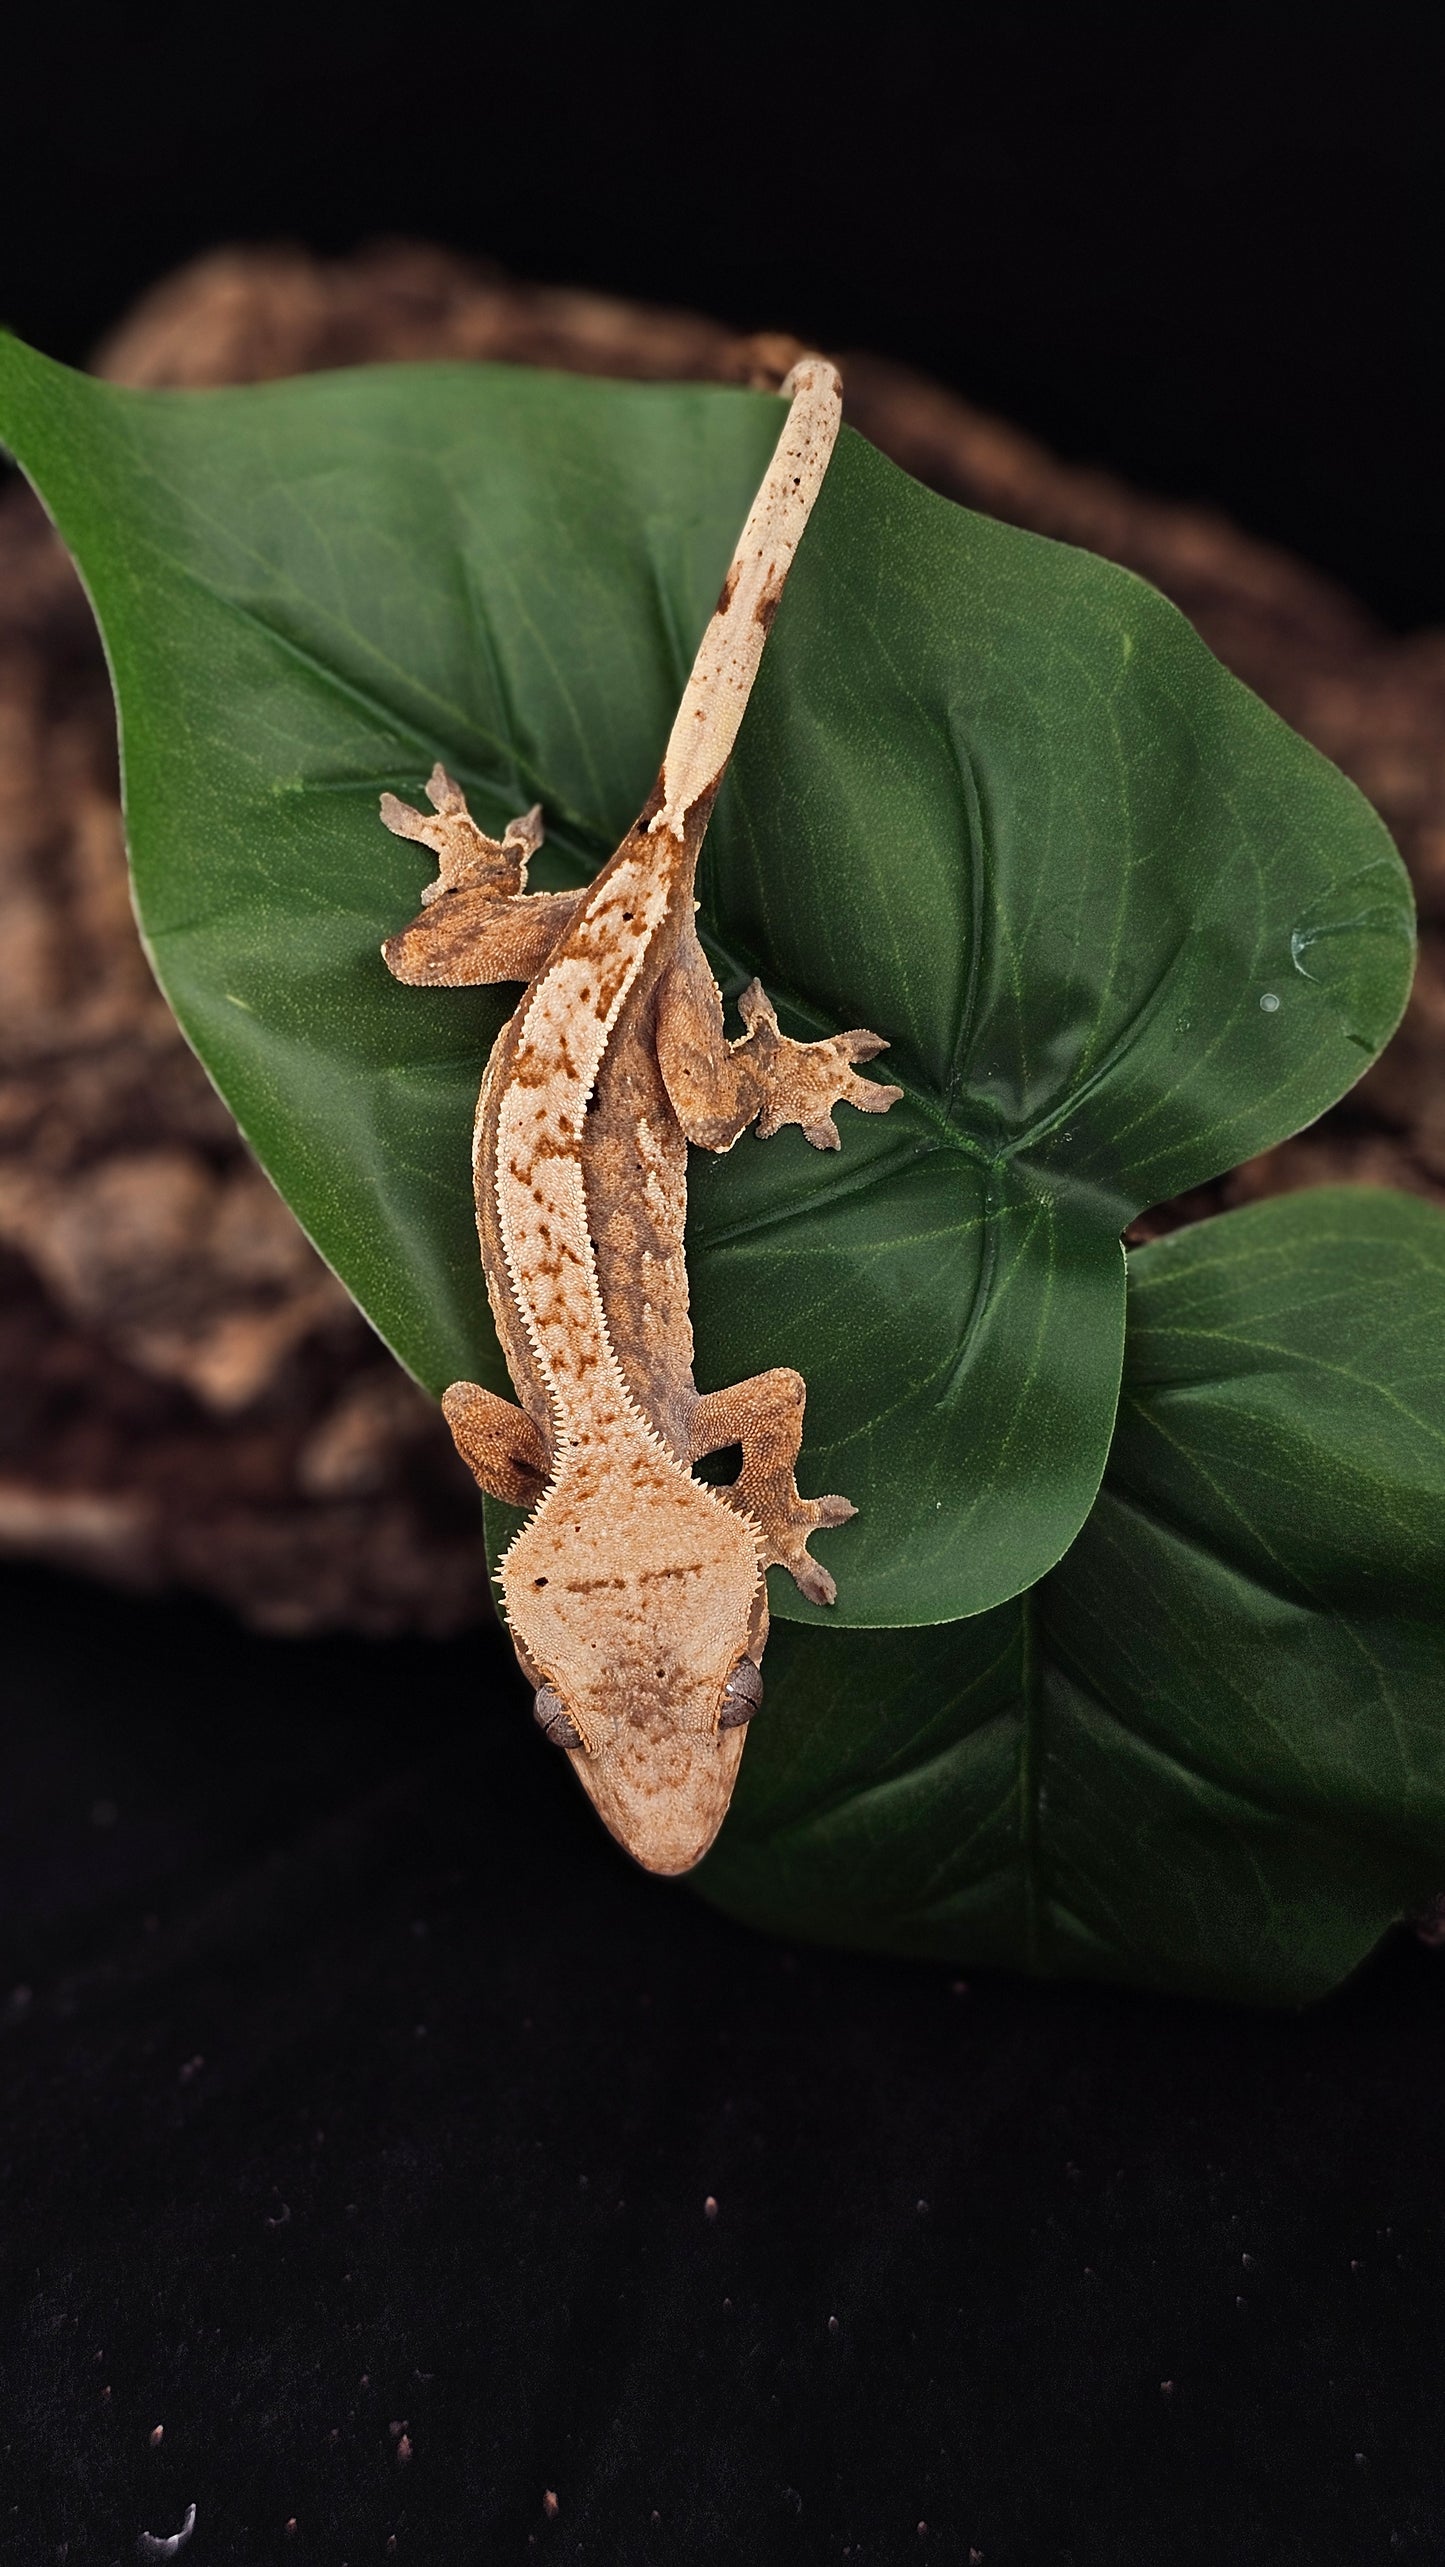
[1,241,1441,1632]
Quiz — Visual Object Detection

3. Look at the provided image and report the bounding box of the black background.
[5,6,1445,630]
[3,9,1444,2563]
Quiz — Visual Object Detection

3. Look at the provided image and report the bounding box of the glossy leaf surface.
[0,335,1414,1624]
[699,1193,1445,2002]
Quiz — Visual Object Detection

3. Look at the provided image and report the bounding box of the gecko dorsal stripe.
[494,849,675,1450]
[381,353,903,1878]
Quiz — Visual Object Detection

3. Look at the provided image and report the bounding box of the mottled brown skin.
[380,362,901,1875]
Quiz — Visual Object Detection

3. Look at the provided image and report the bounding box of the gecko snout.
[526,1659,762,1874]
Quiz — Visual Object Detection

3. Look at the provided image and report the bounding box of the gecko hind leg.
[655,941,903,1153]
[689,1367,853,1607]
[442,1381,550,1509]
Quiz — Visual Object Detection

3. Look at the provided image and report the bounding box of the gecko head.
[499,1461,769,1877]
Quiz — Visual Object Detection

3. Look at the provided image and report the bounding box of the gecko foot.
[737,980,904,1149]
[690,1367,854,1605]
[381,765,544,903]
[764,1488,856,1607]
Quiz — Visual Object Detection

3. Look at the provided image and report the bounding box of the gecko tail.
[650,354,844,837]
[779,352,842,404]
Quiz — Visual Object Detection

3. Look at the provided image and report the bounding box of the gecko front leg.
[656,931,903,1152]
[381,765,581,986]
[688,1367,852,1606]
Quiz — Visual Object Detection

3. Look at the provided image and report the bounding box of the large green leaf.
[0,335,1414,1625]
[699,1191,1445,2003]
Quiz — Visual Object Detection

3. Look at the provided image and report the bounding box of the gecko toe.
[793,1558,839,1607]
[737,977,781,1036]
[849,1075,905,1114]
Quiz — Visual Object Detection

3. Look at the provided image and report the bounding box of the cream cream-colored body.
[381,360,900,1874]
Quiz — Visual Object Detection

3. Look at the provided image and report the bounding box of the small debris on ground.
[138,2503,196,2559]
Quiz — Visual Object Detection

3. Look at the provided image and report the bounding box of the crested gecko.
[380,358,901,1875]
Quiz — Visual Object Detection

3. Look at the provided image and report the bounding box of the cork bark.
[2,240,1441,1633]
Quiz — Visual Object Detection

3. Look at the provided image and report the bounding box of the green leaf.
[699,1192,1445,2003]
[0,335,1414,1625]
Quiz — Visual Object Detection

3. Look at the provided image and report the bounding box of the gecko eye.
[718,1658,764,1730]
[533,1684,584,1750]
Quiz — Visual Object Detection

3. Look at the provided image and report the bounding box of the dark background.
[4,9,1444,2563]
[5,7,1445,629]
